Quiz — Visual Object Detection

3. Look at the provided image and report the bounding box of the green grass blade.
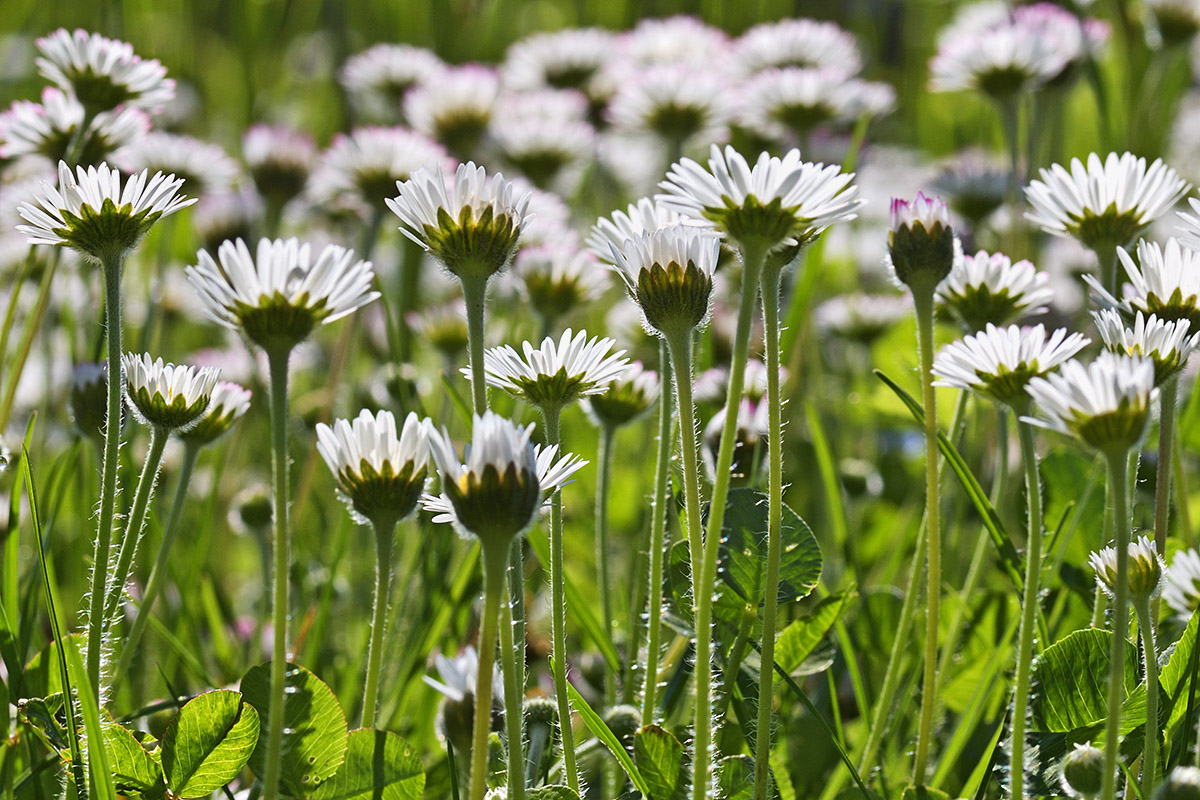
[564,682,649,796]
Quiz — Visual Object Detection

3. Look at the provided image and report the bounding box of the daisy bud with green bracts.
[178,380,252,446]
[887,192,958,292]
[607,224,720,340]
[317,409,431,728]
[936,249,1053,333]
[585,361,659,429]
[1090,535,1164,601]
[1061,743,1106,799]
[1157,767,1200,799]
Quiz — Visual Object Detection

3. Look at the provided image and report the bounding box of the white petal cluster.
[933,323,1088,406]
[1093,308,1200,383]
[307,126,450,208]
[1164,548,1200,620]
[1024,351,1155,449]
[936,249,1054,329]
[478,329,631,405]
[734,18,862,76]
[1087,238,1200,322]
[1089,534,1163,599]
[36,28,175,112]
[404,64,499,142]
[116,131,242,195]
[180,380,252,444]
[607,63,733,147]
[738,67,895,139]
[388,161,531,247]
[339,43,444,122]
[615,15,731,72]
[606,223,721,294]
[122,352,220,430]
[317,411,432,480]
[501,28,614,93]
[890,192,950,233]
[587,198,685,263]
[0,87,148,161]
[242,125,317,182]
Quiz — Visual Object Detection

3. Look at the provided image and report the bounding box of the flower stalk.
[1100,450,1131,800]
[595,421,617,707]
[1133,595,1160,797]
[640,342,673,721]
[362,517,397,729]
[469,542,507,800]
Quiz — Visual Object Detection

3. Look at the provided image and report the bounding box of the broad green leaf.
[527,788,582,800]
[21,633,85,699]
[1162,607,1200,738]
[240,662,349,797]
[775,591,852,674]
[717,488,821,608]
[18,693,69,755]
[1030,628,1137,733]
[633,725,685,800]
[716,755,755,800]
[162,689,259,798]
[103,721,165,795]
[312,729,424,800]
[899,787,952,800]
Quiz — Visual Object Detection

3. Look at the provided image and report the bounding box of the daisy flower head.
[1024,350,1155,455]
[1059,743,1106,799]
[815,292,912,346]
[36,29,175,114]
[307,126,451,213]
[501,28,615,96]
[121,353,220,432]
[1025,152,1189,252]
[658,144,861,253]
[587,198,683,263]
[929,21,1064,99]
[1157,767,1200,798]
[1088,238,1200,329]
[185,237,378,353]
[1148,0,1200,47]
[1089,534,1163,600]
[607,62,734,152]
[617,15,731,71]
[734,18,863,76]
[936,249,1053,331]
[192,189,263,254]
[424,411,586,549]
[0,87,148,164]
[933,323,1089,409]
[387,161,530,285]
[585,361,660,428]
[738,67,895,143]
[242,124,318,206]
[606,223,721,337]
[1093,308,1200,386]
[1164,548,1200,620]
[887,192,959,291]
[316,410,432,526]
[932,153,1007,228]
[115,131,242,196]
[404,64,499,159]
[476,328,631,411]
[489,103,596,191]
[339,43,444,124]
[407,298,469,364]
[513,242,609,326]
[178,379,252,446]
[17,160,195,265]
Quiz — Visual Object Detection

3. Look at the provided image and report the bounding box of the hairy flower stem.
[498,559,526,800]
[1100,450,1132,800]
[103,426,169,627]
[470,543,507,800]
[361,517,397,729]
[640,342,674,721]
[1134,597,1160,796]
[262,346,294,800]
[1152,376,1179,620]
[855,391,968,782]
[912,281,943,785]
[596,423,617,707]
[542,407,579,794]
[113,442,199,684]
[663,328,703,639]
[462,277,489,414]
[88,256,124,693]
[753,263,786,800]
[1097,247,1119,300]
[1009,417,1044,800]
[693,242,766,800]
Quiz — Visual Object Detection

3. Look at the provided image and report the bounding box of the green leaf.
[898,787,952,800]
[717,488,821,608]
[18,693,69,755]
[527,788,582,800]
[565,682,650,796]
[1030,628,1138,733]
[775,591,853,674]
[64,636,116,800]
[162,689,260,798]
[21,633,84,699]
[1162,607,1200,738]
[103,721,166,795]
[240,662,349,797]
[633,725,686,800]
[716,755,755,800]
[312,729,424,800]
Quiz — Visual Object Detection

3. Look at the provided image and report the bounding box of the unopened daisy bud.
[1148,0,1200,48]
[602,705,641,752]
[121,353,220,432]
[179,380,251,445]
[18,161,195,266]
[407,299,469,364]
[478,329,631,413]
[69,362,109,442]
[1157,767,1200,799]
[522,697,560,780]
[585,361,659,428]
[1089,534,1163,600]
[388,162,530,285]
[1060,743,1105,798]
[887,192,958,291]
[607,224,720,338]
[1025,352,1155,456]
[936,250,1053,332]
[1094,309,1200,386]
[316,410,431,527]
[1163,548,1200,620]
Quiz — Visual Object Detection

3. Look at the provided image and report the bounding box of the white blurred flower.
[122,352,220,432]
[933,323,1088,407]
[734,18,863,76]
[1093,308,1200,385]
[340,43,444,123]
[36,28,175,113]
[116,131,242,196]
[404,64,499,157]
[306,126,450,212]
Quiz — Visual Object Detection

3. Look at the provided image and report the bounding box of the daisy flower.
[404,64,499,158]
[932,154,1008,228]
[512,243,609,326]
[815,292,912,346]
[933,323,1088,408]
[121,352,220,432]
[734,18,863,76]
[738,67,895,141]
[1086,238,1200,328]
[489,107,595,191]
[36,28,175,113]
[1093,308,1200,386]
[407,298,469,363]
[586,197,684,263]
[242,124,318,205]
[929,23,1064,98]
[306,126,451,212]
[607,62,734,151]
[116,131,242,196]
[617,16,731,71]
[606,223,721,336]
[1089,534,1163,600]
[178,379,252,445]
[1163,548,1200,619]
[339,43,444,123]
[936,249,1053,331]
[501,28,615,95]
[476,328,631,411]
[0,87,148,164]
[888,192,959,290]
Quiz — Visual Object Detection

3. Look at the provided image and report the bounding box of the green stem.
[641,342,674,721]
[462,277,489,415]
[1010,417,1045,800]
[362,518,396,729]
[470,543,507,800]
[1098,247,1119,300]
[663,329,703,645]
[262,346,293,800]
[112,442,200,685]
[912,284,942,785]
[596,423,617,707]
[499,551,525,800]
[1100,450,1132,800]
[542,406,579,794]
[396,239,426,364]
[1135,598,1160,797]
[507,541,526,742]
[753,263,785,800]
[1153,376,1179,621]
[88,256,124,694]
[694,241,766,800]
[0,250,60,431]
[103,426,169,628]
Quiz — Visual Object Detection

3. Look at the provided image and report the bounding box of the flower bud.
[1060,743,1105,798]
[602,705,641,753]
[888,192,957,291]
[1089,535,1163,601]
[1156,766,1200,800]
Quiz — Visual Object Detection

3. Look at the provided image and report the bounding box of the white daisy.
[316,409,432,525]
[404,64,499,157]
[616,16,731,71]
[0,87,148,164]
[1089,534,1163,599]
[585,361,660,428]
[501,28,615,95]
[1163,548,1200,619]
[306,125,451,212]
[936,249,1053,331]
[17,160,195,263]
[476,328,630,410]
[489,109,595,191]
[887,192,960,289]
[734,18,863,76]
[658,144,862,251]
[178,379,252,445]
[339,43,444,123]
[606,223,721,336]
[513,243,609,324]
[1025,152,1190,250]
[738,67,895,141]
[184,237,378,351]
[815,292,912,345]
[116,131,242,196]
[1093,308,1200,385]
[586,197,684,263]
[242,124,318,204]
[932,323,1089,407]
[36,28,175,113]
[607,62,734,151]
[1086,238,1200,327]
[121,352,220,432]
[929,23,1064,98]
[1024,351,1155,453]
